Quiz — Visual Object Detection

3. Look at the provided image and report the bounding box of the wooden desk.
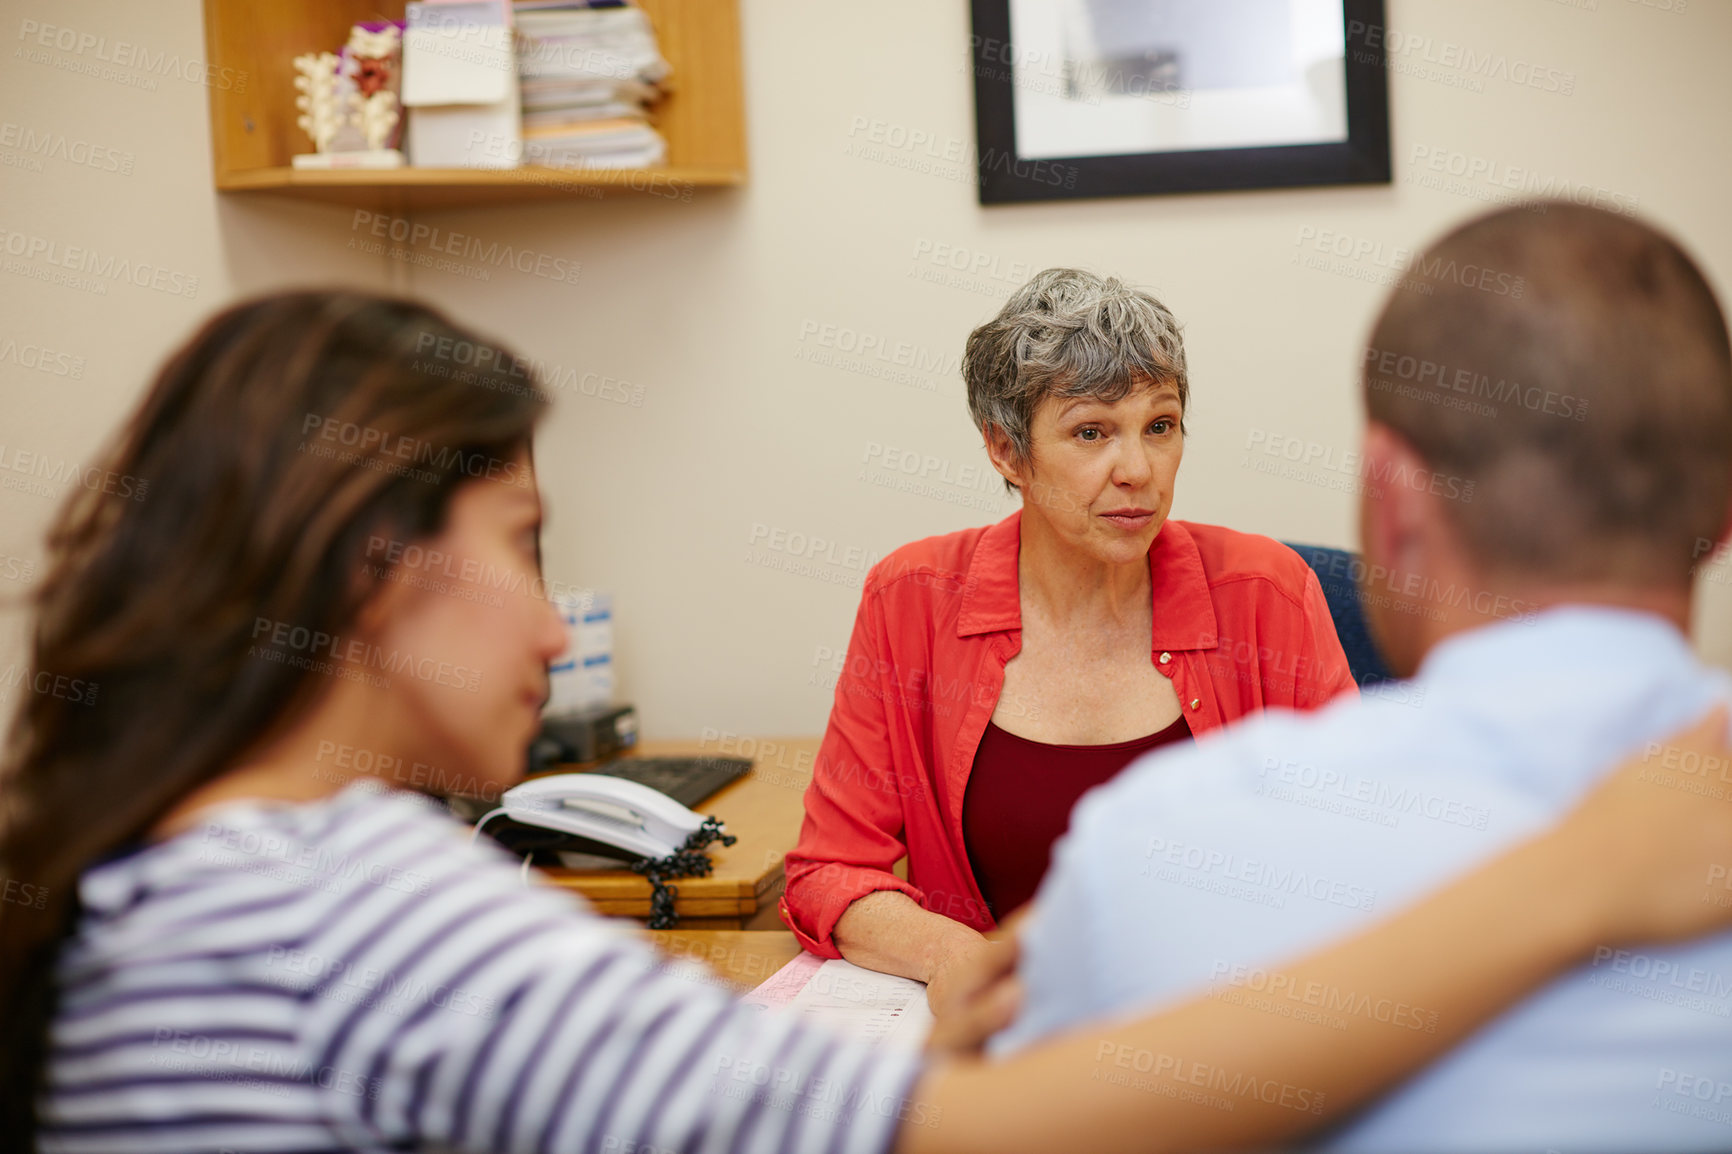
[537,736,817,929]
[647,929,802,992]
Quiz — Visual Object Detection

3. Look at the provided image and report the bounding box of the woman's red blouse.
[779,512,1358,956]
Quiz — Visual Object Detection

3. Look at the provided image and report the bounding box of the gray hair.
[963,268,1188,489]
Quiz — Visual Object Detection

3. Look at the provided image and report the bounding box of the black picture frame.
[969,0,1391,205]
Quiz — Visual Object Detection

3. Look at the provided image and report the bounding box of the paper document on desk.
[742,955,933,1050]
[739,951,824,1010]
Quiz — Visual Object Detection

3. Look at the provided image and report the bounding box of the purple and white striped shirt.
[42,780,925,1153]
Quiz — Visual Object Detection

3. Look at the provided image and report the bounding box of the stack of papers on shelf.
[741,954,935,1051]
[513,2,670,169]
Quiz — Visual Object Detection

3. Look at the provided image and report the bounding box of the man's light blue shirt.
[996,607,1732,1152]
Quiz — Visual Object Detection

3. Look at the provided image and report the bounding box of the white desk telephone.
[486,773,713,860]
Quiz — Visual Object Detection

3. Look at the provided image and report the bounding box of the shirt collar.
[956,512,1022,637]
[1416,604,1695,690]
[956,511,1219,651]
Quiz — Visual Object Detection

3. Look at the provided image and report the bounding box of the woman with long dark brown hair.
[5,289,1732,1154]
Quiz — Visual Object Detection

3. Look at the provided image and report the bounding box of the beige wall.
[2,0,1729,741]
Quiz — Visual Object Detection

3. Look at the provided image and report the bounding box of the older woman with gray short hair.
[780,268,1358,1008]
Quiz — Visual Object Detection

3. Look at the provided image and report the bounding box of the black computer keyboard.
[586,755,753,809]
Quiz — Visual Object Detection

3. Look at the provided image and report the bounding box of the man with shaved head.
[996,203,1732,1150]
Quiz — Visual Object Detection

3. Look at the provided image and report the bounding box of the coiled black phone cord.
[630,817,737,929]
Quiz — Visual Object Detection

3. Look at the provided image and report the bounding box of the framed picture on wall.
[969,0,1391,204]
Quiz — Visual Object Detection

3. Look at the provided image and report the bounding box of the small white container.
[548,590,614,714]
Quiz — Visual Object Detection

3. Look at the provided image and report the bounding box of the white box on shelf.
[401,0,520,168]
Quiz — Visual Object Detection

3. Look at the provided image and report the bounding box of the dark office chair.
[1282,543,1394,687]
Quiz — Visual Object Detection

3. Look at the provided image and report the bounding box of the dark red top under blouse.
[961,717,1192,919]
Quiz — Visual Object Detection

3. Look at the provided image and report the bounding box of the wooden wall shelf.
[202,0,746,210]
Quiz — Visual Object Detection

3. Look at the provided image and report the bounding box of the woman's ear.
[983,424,1026,490]
[349,547,412,642]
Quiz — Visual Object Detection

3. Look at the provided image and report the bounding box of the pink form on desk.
[739,950,826,1010]
[740,952,934,1050]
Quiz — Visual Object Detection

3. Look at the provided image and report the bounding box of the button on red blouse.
[962,716,1193,920]
[779,511,1358,957]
